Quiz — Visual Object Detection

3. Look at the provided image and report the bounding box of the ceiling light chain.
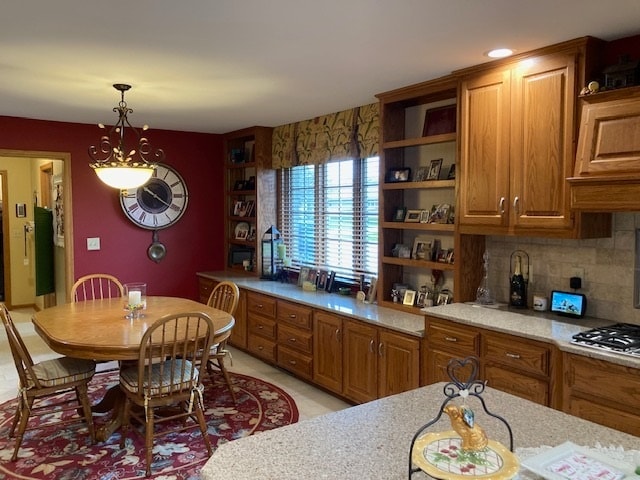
[88,83,163,189]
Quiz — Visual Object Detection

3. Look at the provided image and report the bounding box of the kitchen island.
[200,382,639,479]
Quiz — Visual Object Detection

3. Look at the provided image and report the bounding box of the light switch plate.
[87,237,101,251]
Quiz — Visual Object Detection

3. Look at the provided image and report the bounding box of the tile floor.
[0,308,351,420]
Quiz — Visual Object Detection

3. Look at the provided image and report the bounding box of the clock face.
[120,164,189,230]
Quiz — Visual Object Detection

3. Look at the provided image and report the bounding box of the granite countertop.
[423,302,640,369]
[197,271,425,337]
[200,382,640,480]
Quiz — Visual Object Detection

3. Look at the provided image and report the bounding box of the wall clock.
[120,163,189,230]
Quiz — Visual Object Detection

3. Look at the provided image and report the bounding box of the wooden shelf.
[381,256,455,271]
[381,222,454,232]
[382,132,456,149]
[382,179,455,190]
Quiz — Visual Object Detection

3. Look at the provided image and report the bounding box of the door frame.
[0,149,74,306]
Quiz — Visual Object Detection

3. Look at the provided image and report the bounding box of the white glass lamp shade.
[94,166,154,189]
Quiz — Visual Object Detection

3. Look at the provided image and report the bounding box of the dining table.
[32,295,235,441]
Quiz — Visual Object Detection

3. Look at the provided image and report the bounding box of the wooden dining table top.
[32,296,235,361]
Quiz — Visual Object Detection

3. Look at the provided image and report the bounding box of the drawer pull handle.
[289,360,297,365]
[257,304,263,308]
[288,338,297,343]
[378,342,384,356]
[506,352,521,359]
[289,314,297,318]
[499,197,506,215]
[335,329,341,342]
[258,345,264,351]
[258,325,264,329]
[444,336,458,342]
[369,339,375,353]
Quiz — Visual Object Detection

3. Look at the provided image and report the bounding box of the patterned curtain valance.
[272,102,379,169]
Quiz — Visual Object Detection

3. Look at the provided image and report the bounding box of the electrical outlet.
[570,266,584,280]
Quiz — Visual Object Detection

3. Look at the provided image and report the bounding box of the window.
[280,157,379,281]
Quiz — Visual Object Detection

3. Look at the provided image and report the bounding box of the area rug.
[0,369,299,479]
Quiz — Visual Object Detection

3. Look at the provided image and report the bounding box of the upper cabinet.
[456,39,611,239]
[569,85,640,211]
[224,126,276,276]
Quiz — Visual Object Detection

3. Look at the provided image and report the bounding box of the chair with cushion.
[71,273,124,302]
[0,303,96,461]
[119,312,215,477]
[205,281,239,403]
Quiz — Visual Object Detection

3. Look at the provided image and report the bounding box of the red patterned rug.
[0,369,299,479]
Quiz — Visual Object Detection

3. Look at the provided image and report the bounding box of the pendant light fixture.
[88,83,163,189]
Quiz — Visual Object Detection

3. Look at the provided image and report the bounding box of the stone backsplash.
[485,212,640,325]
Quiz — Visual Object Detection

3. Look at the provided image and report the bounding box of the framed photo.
[306,268,319,284]
[233,180,246,191]
[366,276,378,303]
[385,167,411,183]
[326,271,336,292]
[437,292,451,306]
[298,267,310,287]
[429,203,451,224]
[235,228,248,240]
[413,166,429,182]
[419,210,431,223]
[16,203,26,218]
[317,270,329,290]
[416,291,426,307]
[404,209,422,223]
[423,104,456,137]
[412,239,430,260]
[403,289,417,306]
[426,158,443,180]
[447,164,456,180]
[446,248,455,264]
[392,207,407,222]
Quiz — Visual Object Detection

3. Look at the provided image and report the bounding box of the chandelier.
[88,83,163,189]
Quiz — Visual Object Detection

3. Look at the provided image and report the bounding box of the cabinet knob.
[499,197,506,215]
[258,345,264,351]
[444,336,458,342]
[257,304,263,308]
[506,352,521,359]
[289,360,297,365]
[289,314,297,318]
[258,324,264,329]
[288,337,297,343]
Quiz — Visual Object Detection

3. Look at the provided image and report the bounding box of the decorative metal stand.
[408,356,515,479]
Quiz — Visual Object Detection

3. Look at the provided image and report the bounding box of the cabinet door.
[198,277,217,304]
[229,288,247,349]
[343,320,378,403]
[510,53,576,230]
[312,312,343,394]
[378,329,420,398]
[459,68,511,227]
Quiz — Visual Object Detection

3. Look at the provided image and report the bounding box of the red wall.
[0,115,225,300]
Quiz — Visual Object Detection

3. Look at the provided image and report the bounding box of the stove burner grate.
[571,323,640,355]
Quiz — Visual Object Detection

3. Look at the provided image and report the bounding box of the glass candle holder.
[124,282,147,319]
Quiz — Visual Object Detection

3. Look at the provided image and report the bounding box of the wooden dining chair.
[71,273,124,302]
[119,312,215,477]
[205,281,239,403]
[0,303,96,461]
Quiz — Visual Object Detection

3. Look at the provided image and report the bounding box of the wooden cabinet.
[197,276,216,304]
[457,42,609,238]
[376,76,484,309]
[563,353,640,436]
[314,311,420,403]
[224,126,276,276]
[424,316,557,407]
[246,291,277,362]
[229,288,248,349]
[276,300,313,380]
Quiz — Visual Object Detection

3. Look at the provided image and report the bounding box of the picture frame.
[447,164,456,180]
[392,207,407,222]
[403,289,417,306]
[437,292,451,306]
[429,203,451,224]
[233,179,246,191]
[404,209,422,223]
[235,228,248,240]
[15,203,26,218]
[385,167,411,183]
[416,291,426,307]
[413,166,429,182]
[317,270,329,290]
[446,248,455,264]
[326,271,336,292]
[298,267,310,287]
[306,268,319,284]
[426,158,443,180]
[419,210,431,223]
[366,276,378,304]
[422,104,456,137]
[233,201,244,216]
[412,239,430,260]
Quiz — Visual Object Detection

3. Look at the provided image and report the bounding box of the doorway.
[0,150,73,309]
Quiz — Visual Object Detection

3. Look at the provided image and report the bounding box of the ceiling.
[2,1,640,134]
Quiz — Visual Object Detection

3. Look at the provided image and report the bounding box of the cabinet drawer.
[278,346,313,380]
[426,319,479,355]
[427,349,476,385]
[484,364,549,406]
[248,315,277,340]
[247,292,277,318]
[483,333,549,376]
[566,396,640,437]
[247,335,277,363]
[278,323,313,354]
[277,301,312,330]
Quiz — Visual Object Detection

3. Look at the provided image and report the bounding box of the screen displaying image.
[551,291,585,316]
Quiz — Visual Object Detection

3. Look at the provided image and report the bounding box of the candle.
[129,291,141,306]
[277,243,286,260]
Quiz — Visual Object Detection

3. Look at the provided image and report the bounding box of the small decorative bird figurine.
[443,404,488,451]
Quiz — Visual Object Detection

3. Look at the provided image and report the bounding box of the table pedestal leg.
[93,385,125,442]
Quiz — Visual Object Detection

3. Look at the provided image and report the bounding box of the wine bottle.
[510,255,527,308]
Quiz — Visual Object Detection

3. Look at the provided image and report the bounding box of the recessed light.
[486,48,514,58]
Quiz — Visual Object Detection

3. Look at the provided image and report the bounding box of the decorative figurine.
[443,404,488,451]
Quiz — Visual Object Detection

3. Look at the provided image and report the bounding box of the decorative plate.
[412,430,519,480]
[521,441,634,480]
